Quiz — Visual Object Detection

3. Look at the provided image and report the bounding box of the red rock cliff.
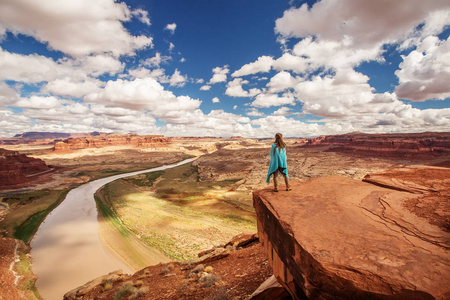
[54,134,171,151]
[253,167,450,299]
[0,148,50,186]
[305,132,450,159]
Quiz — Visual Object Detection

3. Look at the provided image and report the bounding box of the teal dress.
[266,143,289,183]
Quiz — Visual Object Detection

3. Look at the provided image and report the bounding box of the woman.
[266,133,291,192]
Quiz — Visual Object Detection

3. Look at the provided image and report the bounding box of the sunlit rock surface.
[253,167,450,299]
[305,132,450,161]
[54,134,171,152]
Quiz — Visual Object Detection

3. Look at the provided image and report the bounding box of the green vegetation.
[113,282,137,300]
[0,159,192,299]
[0,189,69,244]
[96,162,256,261]
[123,171,164,187]
[14,252,41,299]
[95,189,130,239]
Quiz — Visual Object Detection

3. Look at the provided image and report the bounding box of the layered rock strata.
[0,148,50,186]
[54,134,171,151]
[305,132,450,160]
[253,169,450,299]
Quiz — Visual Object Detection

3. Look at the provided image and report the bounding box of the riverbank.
[1,150,194,299]
[96,191,171,271]
[96,161,257,261]
[31,159,197,300]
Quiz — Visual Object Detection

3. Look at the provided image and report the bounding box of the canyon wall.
[305,132,450,159]
[0,148,50,186]
[54,134,171,151]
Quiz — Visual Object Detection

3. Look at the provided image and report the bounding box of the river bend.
[31,158,194,300]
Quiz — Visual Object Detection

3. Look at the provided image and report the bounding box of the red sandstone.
[0,148,50,187]
[53,134,171,152]
[253,167,450,299]
[304,132,450,160]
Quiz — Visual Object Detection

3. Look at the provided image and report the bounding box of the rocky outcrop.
[63,236,272,300]
[253,167,450,299]
[53,134,171,151]
[305,132,450,160]
[0,148,50,186]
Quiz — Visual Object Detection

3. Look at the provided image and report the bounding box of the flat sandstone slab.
[253,175,449,299]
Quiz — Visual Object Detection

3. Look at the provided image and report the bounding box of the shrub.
[198,272,221,287]
[103,283,113,292]
[204,266,213,273]
[130,287,149,300]
[210,287,228,300]
[113,282,137,300]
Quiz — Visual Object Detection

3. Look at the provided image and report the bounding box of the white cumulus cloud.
[395,35,450,101]
[169,69,188,87]
[0,0,153,57]
[209,65,229,84]
[252,92,296,108]
[165,23,177,34]
[225,78,261,98]
[232,56,274,77]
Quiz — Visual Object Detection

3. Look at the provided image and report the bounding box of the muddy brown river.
[31,159,193,300]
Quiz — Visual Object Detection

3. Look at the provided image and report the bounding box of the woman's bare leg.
[273,171,278,189]
[284,175,290,187]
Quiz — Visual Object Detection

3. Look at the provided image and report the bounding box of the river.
[30,158,194,300]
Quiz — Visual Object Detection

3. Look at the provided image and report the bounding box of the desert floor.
[1,137,443,299]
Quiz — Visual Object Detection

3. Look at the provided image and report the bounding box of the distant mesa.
[13,132,71,139]
[53,134,171,152]
[304,132,450,160]
[0,148,50,187]
[1,131,107,146]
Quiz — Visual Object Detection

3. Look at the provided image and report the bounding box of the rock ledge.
[253,170,450,299]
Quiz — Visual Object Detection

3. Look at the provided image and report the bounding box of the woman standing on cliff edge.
[266,133,291,192]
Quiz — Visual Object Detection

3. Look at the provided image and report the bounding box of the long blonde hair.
[273,133,286,154]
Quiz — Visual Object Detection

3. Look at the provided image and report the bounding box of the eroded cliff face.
[253,167,450,299]
[0,148,50,186]
[54,134,171,152]
[305,132,450,160]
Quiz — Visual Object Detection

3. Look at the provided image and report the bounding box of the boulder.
[188,247,230,265]
[253,172,450,299]
[250,275,292,300]
[64,270,126,300]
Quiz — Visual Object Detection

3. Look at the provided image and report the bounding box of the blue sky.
[0,0,449,138]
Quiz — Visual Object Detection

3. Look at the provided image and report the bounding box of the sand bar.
[31,158,194,300]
